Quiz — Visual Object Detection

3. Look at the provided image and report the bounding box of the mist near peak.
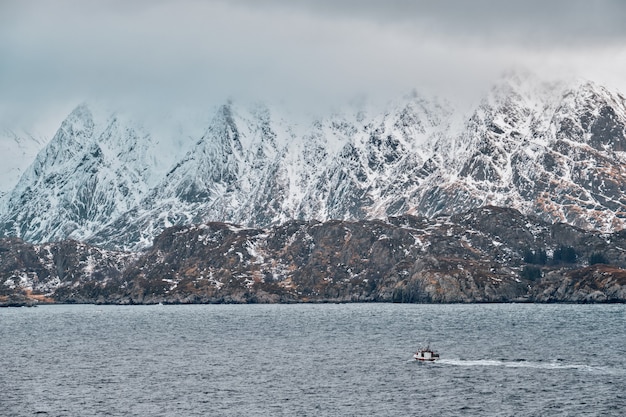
[1,0,625,137]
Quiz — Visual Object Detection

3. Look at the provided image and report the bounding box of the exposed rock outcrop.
[2,207,625,304]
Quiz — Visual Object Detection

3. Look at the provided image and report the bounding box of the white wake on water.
[434,358,620,374]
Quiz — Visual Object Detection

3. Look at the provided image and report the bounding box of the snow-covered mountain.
[420,75,626,230]
[0,104,196,244]
[87,95,452,249]
[1,74,626,250]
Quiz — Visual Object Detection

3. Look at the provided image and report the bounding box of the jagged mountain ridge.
[0,105,196,245]
[1,74,626,250]
[86,94,452,249]
[424,76,626,231]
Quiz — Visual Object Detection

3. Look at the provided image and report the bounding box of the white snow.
[2,74,626,249]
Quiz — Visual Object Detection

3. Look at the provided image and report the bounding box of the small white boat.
[414,345,440,362]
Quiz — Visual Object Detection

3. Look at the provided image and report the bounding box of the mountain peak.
[2,77,626,249]
[60,103,95,141]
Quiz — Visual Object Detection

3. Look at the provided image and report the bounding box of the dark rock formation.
[0,237,135,305]
[1,207,625,304]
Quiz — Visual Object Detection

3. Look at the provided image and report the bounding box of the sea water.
[1,303,624,416]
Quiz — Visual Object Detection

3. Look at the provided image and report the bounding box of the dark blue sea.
[1,303,625,416]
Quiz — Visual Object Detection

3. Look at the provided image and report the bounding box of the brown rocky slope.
[2,207,625,305]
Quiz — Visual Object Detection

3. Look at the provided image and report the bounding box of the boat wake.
[435,358,621,374]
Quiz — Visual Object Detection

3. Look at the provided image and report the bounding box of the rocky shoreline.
[2,207,626,305]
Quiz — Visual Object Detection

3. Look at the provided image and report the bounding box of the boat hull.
[414,357,438,362]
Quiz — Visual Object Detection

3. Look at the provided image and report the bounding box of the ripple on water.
[0,303,625,416]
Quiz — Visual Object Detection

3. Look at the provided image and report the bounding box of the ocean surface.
[1,303,625,416]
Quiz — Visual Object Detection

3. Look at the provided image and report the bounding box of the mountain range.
[1,72,626,253]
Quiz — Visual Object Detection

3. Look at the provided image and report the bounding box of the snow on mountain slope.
[0,104,196,243]
[293,93,452,222]
[88,94,452,249]
[88,102,296,248]
[0,128,47,196]
[2,74,626,250]
[516,80,626,229]
[414,75,626,231]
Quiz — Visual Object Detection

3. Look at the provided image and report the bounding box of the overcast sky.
[1,0,625,137]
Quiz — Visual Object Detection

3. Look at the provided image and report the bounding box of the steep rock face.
[512,82,626,230]
[417,78,626,232]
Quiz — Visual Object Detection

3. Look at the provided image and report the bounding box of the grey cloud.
[1,0,625,136]
[226,0,626,47]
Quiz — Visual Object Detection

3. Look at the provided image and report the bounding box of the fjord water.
[2,304,624,416]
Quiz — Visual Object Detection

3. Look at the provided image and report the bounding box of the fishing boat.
[414,345,440,362]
